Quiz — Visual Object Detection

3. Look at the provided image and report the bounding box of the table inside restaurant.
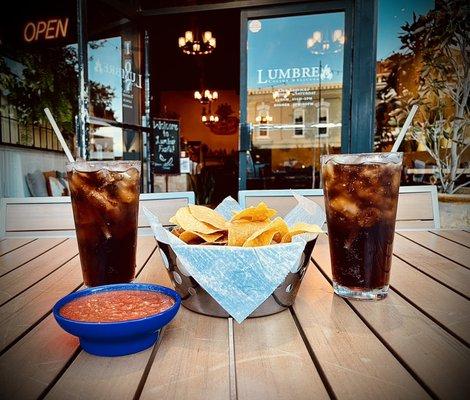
[0,230,469,399]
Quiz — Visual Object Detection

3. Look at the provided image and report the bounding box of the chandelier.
[307,29,345,54]
[194,89,218,104]
[201,106,219,125]
[178,30,216,55]
[255,114,273,123]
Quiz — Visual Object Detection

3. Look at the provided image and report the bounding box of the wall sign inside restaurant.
[23,17,69,43]
[152,119,180,174]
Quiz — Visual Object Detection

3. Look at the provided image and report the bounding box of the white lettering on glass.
[256,65,333,84]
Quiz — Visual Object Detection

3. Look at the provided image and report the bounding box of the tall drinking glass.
[67,161,141,287]
[321,153,403,300]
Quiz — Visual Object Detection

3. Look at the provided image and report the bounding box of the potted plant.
[388,0,469,228]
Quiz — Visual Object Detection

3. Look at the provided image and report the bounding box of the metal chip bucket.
[156,238,317,318]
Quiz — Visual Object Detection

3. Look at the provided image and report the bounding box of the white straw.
[391,104,418,152]
[44,108,75,163]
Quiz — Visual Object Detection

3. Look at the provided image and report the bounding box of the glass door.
[240,2,352,190]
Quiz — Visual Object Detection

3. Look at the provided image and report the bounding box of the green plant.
[0,45,79,133]
[390,0,469,194]
[1,43,116,134]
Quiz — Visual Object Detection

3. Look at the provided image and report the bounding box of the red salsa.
[60,290,175,322]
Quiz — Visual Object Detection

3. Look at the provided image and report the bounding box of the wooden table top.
[0,230,468,400]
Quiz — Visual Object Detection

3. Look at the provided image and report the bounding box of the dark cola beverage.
[67,161,141,286]
[321,153,402,300]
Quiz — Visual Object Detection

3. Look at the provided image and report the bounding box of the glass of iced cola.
[66,161,141,287]
[321,153,402,300]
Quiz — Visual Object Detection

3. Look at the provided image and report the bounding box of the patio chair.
[0,191,195,238]
[238,185,440,230]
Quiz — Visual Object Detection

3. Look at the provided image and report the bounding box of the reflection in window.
[255,102,272,138]
[375,0,469,194]
[88,29,143,126]
[0,44,77,153]
[293,108,305,137]
[89,125,142,161]
[315,100,329,136]
[247,12,344,189]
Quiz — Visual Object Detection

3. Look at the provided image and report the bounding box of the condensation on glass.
[246,12,345,189]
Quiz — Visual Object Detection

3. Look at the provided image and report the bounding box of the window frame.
[239,0,378,190]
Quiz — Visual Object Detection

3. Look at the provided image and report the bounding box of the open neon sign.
[23,18,69,43]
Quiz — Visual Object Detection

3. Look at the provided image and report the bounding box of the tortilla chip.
[171,226,184,237]
[179,230,224,244]
[281,222,323,243]
[172,206,222,234]
[231,202,276,222]
[188,205,227,230]
[243,218,289,247]
[227,220,270,246]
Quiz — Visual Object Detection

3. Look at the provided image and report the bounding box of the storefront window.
[0,1,78,197]
[246,12,345,189]
[375,0,469,193]
[87,1,144,161]
[0,8,78,153]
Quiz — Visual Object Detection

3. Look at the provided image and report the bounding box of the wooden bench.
[238,186,440,230]
[0,192,195,238]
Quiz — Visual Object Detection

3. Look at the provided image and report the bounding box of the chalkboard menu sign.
[152,119,180,174]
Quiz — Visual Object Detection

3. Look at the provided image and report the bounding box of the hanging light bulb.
[203,31,212,42]
[178,37,185,47]
[185,31,193,42]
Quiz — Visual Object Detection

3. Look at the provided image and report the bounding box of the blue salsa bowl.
[53,283,181,357]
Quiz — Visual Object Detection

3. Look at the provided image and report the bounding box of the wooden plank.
[0,238,36,256]
[5,202,74,232]
[0,237,157,400]
[395,220,435,230]
[245,191,435,227]
[294,260,428,399]
[0,238,65,275]
[4,197,190,234]
[0,239,78,304]
[246,195,324,217]
[393,234,470,298]
[45,245,162,400]
[430,230,470,248]
[313,235,470,398]
[399,231,470,267]
[0,236,156,354]
[0,314,79,400]
[396,192,434,221]
[139,308,230,400]
[139,253,230,400]
[234,311,329,400]
[390,256,470,344]
[138,197,190,226]
[0,256,82,353]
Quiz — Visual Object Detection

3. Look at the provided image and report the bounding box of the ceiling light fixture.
[194,90,218,104]
[179,30,216,55]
